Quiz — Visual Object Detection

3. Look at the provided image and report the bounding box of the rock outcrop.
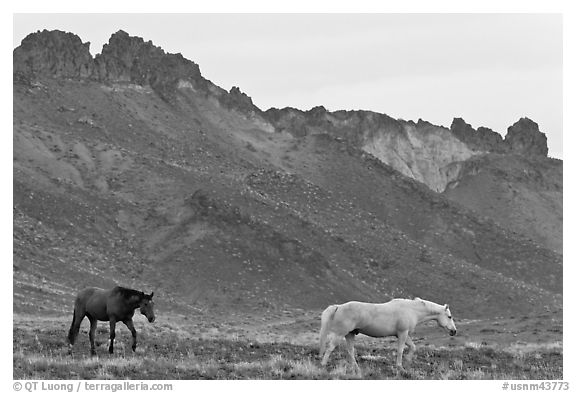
[219,86,261,114]
[13,29,258,110]
[504,117,549,157]
[13,30,94,79]
[450,118,507,153]
[93,30,207,100]
[450,117,549,158]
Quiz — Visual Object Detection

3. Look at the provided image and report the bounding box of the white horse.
[319,297,457,372]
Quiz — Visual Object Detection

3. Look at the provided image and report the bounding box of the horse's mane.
[116,286,146,300]
[413,297,445,313]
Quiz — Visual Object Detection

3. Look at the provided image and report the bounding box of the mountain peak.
[13,29,94,79]
[111,29,130,38]
[504,117,548,157]
[94,30,203,99]
[13,29,204,100]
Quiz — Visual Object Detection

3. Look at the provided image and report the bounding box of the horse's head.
[140,292,155,323]
[437,304,457,336]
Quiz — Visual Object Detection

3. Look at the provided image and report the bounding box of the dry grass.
[13,320,563,380]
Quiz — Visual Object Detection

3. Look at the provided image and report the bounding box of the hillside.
[444,153,562,253]
[13,29,562,323]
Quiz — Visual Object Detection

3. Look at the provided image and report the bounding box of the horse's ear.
[150,292,154,299]
[445,304,449,310]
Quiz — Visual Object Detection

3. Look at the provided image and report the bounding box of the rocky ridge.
[13,29,551,193]
[450,117,549,157]
[450,118,507,153]
[13,30,257,111]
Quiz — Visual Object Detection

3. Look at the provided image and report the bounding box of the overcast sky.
[13,13,563,158]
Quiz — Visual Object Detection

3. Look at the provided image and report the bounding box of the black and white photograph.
[9,7,569,386]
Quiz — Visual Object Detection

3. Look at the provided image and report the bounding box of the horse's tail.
[67,296,83,345]
[67,309,77,345]
[319,304,338,357]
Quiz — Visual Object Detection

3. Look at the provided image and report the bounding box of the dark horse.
[67,286,155,355]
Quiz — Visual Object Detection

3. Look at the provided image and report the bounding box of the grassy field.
[13,312,563,380]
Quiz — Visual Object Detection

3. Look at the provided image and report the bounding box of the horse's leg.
[108,318,117,354]
[344,333,361,375]
[321,334,337,367]
[396,330,409,370]
[405,335,416,363]
[124,319,137,352]
[88,315,97,356]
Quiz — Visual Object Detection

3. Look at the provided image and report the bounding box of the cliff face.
[363,120,477,193]
[264,106,478,192]
[13,29,552,193]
